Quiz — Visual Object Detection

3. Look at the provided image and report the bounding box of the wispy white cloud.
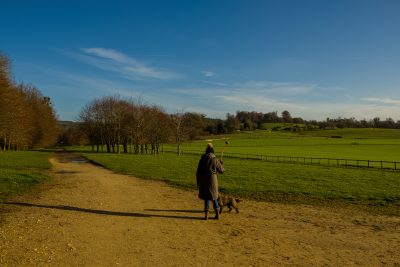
[237,80,316,97]
[66,48,182,80]
[32,65,142,98]
[361,97,400,106]
[202,80,228,87]
[82,48,130,63]
[201,70,217,77]
[172,80,316,98]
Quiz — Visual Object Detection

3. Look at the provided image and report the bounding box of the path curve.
[1,152,399,266]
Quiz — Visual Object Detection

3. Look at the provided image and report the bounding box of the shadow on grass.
[4,202,204,220]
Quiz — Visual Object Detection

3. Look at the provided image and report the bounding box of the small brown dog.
[218,195,241,214]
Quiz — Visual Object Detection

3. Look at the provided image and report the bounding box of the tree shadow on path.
[4,202,204,220]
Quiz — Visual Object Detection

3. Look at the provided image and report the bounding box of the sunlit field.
[164,129,400,162]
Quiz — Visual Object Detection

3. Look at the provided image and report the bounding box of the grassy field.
[0,151,53,198]
[162,129,400,162]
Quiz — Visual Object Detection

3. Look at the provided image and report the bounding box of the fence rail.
[163,149,399,171]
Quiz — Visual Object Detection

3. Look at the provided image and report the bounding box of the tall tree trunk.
[123,142,127,153]
[117,133,120,154]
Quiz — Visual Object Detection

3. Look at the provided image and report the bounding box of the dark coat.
[196,153,224,200]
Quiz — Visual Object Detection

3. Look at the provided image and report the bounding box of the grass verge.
[0,151,53,199]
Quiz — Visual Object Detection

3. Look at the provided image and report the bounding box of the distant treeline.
[0,53,58,150]
[61,95,400,152]
[226,110,400,131]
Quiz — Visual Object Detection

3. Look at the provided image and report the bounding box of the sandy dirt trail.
[1,152,399,266]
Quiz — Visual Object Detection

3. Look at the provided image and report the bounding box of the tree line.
[230,110,400,131]
[0,53,59,151]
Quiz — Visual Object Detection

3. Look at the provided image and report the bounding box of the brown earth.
[1,152,399,266]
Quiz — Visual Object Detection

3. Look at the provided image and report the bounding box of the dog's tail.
[235,198,241,203]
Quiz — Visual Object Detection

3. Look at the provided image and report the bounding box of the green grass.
[0,151,52,169]
[300,128,400,139]
[162,129,400,162]
[80,151,400,214]
[0,151,52,198]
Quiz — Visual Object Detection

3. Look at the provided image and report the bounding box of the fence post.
[337,159,339,165]
[368,160,370,168]
[381,161,383,169]
[395,162,397,170]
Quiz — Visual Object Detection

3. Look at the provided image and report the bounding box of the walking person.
[196,143,224,220]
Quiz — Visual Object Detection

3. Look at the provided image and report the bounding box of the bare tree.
[171,110,190,155]
[146,105,172,154]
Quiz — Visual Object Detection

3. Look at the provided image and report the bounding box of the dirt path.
[1,152,399,266]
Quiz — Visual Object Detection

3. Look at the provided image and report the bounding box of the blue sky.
[1,0,400,121]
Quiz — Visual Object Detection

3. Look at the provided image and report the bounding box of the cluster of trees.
[78,96,171,154]
[228,110,304,131]
[70,95,236,153]
[76,96,211,154]
[0,53,58,150]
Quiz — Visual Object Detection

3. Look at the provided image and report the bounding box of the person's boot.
[204,210,209,220]
[214,208,220,220]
